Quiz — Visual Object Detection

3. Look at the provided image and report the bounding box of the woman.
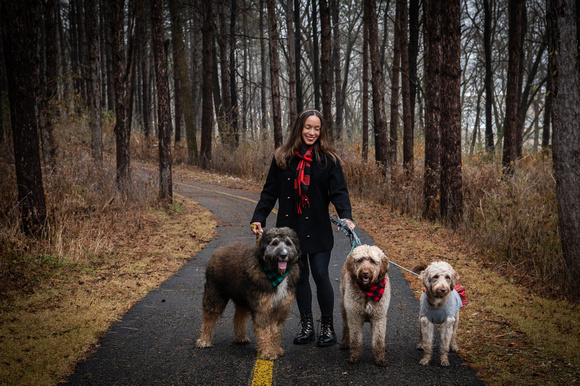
[250,109,354,347]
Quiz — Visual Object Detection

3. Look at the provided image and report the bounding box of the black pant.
[295,252,334,316]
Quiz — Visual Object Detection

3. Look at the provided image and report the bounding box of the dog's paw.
[440,358,450,367]
[196,339,213,348]
[451,343,460,353]
[259,351,279,361]
[347,355,360,364]
[419,357,430,366]
[234,337,251,344]
[374,358,388,367]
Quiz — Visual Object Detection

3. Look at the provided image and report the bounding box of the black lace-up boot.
[316,314,336,347]
[293,313,315,344]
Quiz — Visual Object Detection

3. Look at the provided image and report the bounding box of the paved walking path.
[67,177,484,385]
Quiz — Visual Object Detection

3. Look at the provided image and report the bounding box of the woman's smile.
[302,115,321,145]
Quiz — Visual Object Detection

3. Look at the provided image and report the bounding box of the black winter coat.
[251,154,352,254]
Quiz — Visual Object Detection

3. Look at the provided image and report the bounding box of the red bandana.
[294,146,313,214]
[357,277,387,302]
[454,285,467,307]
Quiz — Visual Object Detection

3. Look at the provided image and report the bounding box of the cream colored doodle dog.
[196,227,300,361]
[340,245,391,366]
[413,261,463,367]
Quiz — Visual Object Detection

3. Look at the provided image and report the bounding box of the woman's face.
[301,115,321,146]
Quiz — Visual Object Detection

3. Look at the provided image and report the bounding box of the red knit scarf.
[357,277,387,302]
[294,146,313,214]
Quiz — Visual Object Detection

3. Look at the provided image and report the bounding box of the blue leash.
[330,214,419,277]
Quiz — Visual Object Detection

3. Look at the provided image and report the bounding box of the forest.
[1,1,579,298]
[0,0,579,383]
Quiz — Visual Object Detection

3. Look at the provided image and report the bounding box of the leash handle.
[250,223,262,245]
[330,214,362,247]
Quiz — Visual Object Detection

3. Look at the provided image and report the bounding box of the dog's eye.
[271,239,279,246]
[445,275,451,280]
[433,275,439,279]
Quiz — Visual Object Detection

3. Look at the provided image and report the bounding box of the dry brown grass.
[0,117,216,385]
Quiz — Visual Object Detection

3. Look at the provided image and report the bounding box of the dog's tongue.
[278,261,288,271]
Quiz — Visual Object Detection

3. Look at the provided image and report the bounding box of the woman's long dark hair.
[274,110,339,169]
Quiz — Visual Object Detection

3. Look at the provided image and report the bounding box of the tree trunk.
[502,0,525,175]
[0,33,5,144]
[400,0,413,176]
[102,0,115,112]
[41,0,58,166]
[211,34,223,139]
[127,4,138,144]
[320,0,333,137]
[543,0,555,150]
[362,15,369,162]
[1,0,47,235]
[229,0,239,145]
[423,0,442,222]
[515,1,527,160]
[217,0,232,143]
[286,0,297,128]
[267,0,283,147]
[311,0,320,110]
[408,0,419,132]
[294,0,303,113]
[332,0,343,142]
[139,3,151,141]
[260,0,268,138]
[550,0,580,300]
[470,87,484,157]
[75,0,87,106]
[168,0,198,163]
[200,1,214,168]
[173,44,183,143]
[484,0,495,153]
[439,0,462,228]
[389,0,402,168]
[85,0,103,163]
[151,0,173,203]
[364,0,389,166]
[241,0,248,137]
[106,0,132,193]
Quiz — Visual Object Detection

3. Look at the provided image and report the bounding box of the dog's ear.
[412,261,428,274]
[345,255,357,281]
[419,267,430,289]
[378,248,389,276]
[258,228,272,251]
[451,270,460,288]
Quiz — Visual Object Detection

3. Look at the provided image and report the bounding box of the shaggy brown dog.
[340,245,391,366]
[413,261,462,367]
[196,227,300,360]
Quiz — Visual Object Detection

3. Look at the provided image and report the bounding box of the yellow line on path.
[177,181,276,385]
[251,359,274,386]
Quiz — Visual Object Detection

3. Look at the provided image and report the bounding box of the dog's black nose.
[279,252,288,259]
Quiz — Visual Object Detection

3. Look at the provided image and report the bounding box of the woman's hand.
[341,218,355,230]
[251,222,263,235]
